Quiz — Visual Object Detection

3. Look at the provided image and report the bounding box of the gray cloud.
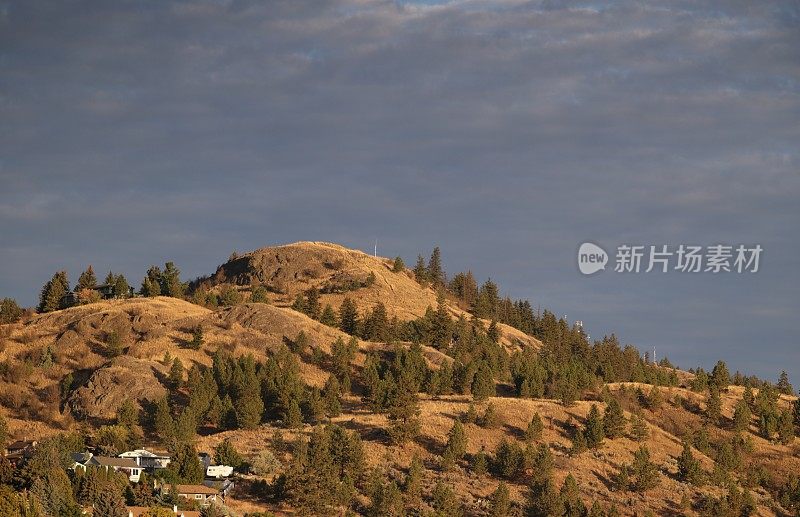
[1,0,798,380]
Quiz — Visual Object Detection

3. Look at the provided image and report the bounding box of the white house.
[119,448,171,470]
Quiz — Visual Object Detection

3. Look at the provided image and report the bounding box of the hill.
[0,242,798,516]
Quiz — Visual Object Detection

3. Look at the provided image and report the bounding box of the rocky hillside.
[0,242,798,516]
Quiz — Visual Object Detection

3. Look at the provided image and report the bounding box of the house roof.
[119,449,170,459]
[176,484,218,495]
[6,440,36,450]
[88,456,140,469]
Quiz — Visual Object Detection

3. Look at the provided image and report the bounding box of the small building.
[5,440,37,466]
[163,484,219,507]
[119,449,171,470]
[82,456,142,482]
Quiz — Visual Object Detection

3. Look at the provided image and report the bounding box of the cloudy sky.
[1,0,798,381]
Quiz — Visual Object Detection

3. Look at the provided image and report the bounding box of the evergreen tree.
[169,441,204,483]
[471,448,488,476]
[630,413,649,442]
[77,265,98,291]
[527,477,562,517]
[524,412,544,442]
[777,371,794,395]
[584,404,605,448]
[319,304,337,327]
[189,325,203,350]
[706,388,722,425]
[570,428,587,456]
[777,409,795,445]
[286,398,303,429]
[629,445,660,492]
[153,396,175,440]
[169,357,184,389]
[160,262,184,297]
[367,475,404,517]
[214,438,243,469]
[38,271,69,312]
[427,247,445,286]
[431,481,462,517]
[116,399,139,429]
[304,288,321,320]
[471,362,495,401]
[404,454,424,509]
[489,481,511,517]
[93,483,127,517]
[140,266,162,297]
[387,386,421,444]
[392,257,405,273]
[603,398,626,439]
[323,374,342,418]
[710,360,730,390]
[481,402,500,429]
[0,298,23,324]
[733,398,752,432]
[677,440,704,486]
[363,302,390,341]
[250,285,269,303]
[413,255,428,285]
[339,297,359,335]
[444,420,467,462]
[560,474,586,517]
[113,274,131,298]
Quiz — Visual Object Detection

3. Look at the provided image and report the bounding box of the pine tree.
[169,441,204,483]
[629,445,659,492]
[189,325,203,350]
[160,262,184,297]
[481,402,500,429]
[93,483,127,517]
[339,297,359,335]
[169,357,184,389]
[471,362,495,401]
[444,420,467,461]
[140,266,162,297]
[560,474,586,517]
[710,360,730,390]
[153,397,175,440]
[471,448,488,476]
[214,438,243,469]
[413,255,428,285]
[432,481,462,517]
[319,304,337,327]
[392,257,405,273]
[323,374,342,418]
[113,274,130,298]
[77,265,98,291]
[743,384,755,407]
[250,285,269,303]
[304,288,321,320]
[677,440,703,486]
[777,371,794,395]
[585,404,605,448]
[524,412,544,442]
[706,388,722,425]
[38,271,69,312]
[387,386,421,444]
[777,409,795,445]
[527,477,562,517]
[570,428,587,456]
[404,454,424,509]
[427,247,444,286]
[286,398,303,429]
[603,398,626,439]
[116,399,139,429]
[733,398,752,432]
[630,413,649,442]
[489,481,511,517]
[0,298,22,324]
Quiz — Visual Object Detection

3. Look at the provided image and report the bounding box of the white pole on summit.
[374,240,377,258]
